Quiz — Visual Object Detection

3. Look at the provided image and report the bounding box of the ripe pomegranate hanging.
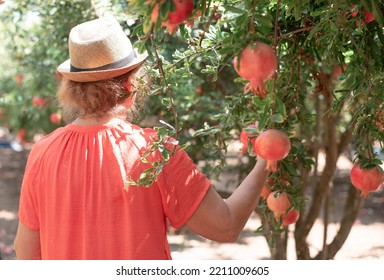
[151,0,194,35]
[281,209,300,227]
[233,41,277,98]
[239,124,257,154]
[363,9,376,23]
[260,185,272,200]
[252,129,291,172]
[351,5,376,26]
[267,190,291,218]
[350,163,383,197]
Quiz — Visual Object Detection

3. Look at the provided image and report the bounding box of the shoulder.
[29,127,67,155]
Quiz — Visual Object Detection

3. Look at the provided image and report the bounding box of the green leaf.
[223,5,246,15]
[271,113,285,123]
[161,97,171,107]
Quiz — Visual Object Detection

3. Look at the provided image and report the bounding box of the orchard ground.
[0,140,383,260]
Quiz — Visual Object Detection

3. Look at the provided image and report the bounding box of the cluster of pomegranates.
[233,5,382,228]
[240,125,296,227]
[233,35,293,227]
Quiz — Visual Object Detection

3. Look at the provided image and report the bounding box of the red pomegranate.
[32,96,46,107]
[351,4,359,17]
[50,112,62,124]
[350,163,383,197]
[15,128,27,145]
[281,209,300,227]
[267,190,291,218]
[239,124,257,154]
[364,9,376,23]
[351,5,376,26]
[252,129,291,172]
[233,41,277,98]
[151,0,194,34]
[260,185,272,200]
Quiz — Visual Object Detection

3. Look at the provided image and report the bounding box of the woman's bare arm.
[14,222,42,260]
[185,158,269,242]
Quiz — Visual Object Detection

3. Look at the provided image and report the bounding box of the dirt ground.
[1,145,383,260]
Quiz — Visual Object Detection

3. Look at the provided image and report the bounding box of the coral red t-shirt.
[18,119,210,259]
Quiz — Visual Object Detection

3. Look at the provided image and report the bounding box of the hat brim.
[57,50,148,82]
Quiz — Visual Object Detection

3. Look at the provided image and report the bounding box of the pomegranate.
[260,176,275,200]
[233,41,277,98]
[267,190,291,218]
[252,129,291,172]
[350,163,383,197]
[260,185,272,200]
[50,112,62,124]
[239,124,257,154]
[151,0,194,35]
[351,5,376,26]
[15,128,26,145]
[15,74,23,88]
[32,96,46,107]
[281,209,300,227]
[330,64,347,82]
[363,9,376,23]
[351,4,359,17]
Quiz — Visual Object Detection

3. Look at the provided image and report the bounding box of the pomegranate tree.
[350,163,383,197]
[233,41,277,98]
[252,129,291,172]
[151,0,194,35]
[267,190,291,218]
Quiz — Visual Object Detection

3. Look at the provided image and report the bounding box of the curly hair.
[57,65,148,123]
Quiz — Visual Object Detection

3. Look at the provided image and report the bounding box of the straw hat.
[57,17,148,82]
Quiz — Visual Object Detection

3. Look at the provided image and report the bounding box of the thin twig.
[199,4,218,47]
[278,25,315,39]
[149,25,179,138]
[273,0,281,49]
[248,0,258,38]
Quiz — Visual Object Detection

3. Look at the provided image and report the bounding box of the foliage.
[0,0,96,139]
[0,0,383,259]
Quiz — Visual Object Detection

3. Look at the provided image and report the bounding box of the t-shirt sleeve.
[156,148,211,229]
[18,149,40,231]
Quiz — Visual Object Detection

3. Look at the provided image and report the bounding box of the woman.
[14,17,269,260]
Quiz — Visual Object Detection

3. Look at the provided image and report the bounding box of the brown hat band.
[70,51,137,73]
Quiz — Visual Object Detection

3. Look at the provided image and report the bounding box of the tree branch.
[149,25,179,138]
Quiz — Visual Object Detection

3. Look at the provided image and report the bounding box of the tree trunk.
[295,85,338,259]
[314,184,363,259]
[271,230,288,259]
